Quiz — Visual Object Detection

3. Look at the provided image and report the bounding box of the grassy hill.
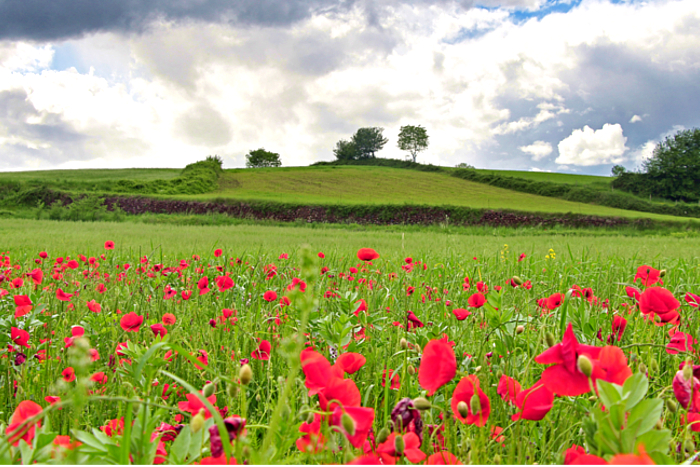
[476,169,612,187]
[0,163,697,225]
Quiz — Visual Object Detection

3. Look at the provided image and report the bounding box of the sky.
[1,0,699,175]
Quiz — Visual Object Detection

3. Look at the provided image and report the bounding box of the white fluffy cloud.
[556,123,628,166]
[519,140,552,160]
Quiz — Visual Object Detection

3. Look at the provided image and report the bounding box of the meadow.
[1,218,700,464]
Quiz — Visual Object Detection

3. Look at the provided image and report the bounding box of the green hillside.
[476,169,612,187]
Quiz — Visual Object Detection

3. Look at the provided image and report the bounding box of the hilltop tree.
[642,128,700,201]
[398,125,429,162]
[245,148,281,168]
[351,127,388,159]
[333,139,358,160]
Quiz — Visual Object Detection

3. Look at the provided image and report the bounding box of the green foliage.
[644,128,700,202]
[245,149,282,168]
[397,125,429,163]
[611,165,626,177]
[333,139,358,161]
[351,127,388,159]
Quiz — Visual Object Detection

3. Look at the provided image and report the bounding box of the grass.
[475,169,612,187]
[0,168,181,182]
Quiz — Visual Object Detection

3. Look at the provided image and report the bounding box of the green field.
[476,169,612,187]
[0,168,181,182]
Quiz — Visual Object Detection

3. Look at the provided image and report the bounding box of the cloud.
[629,114,642,123]
[556,123,628,166]
[519,140,552,160]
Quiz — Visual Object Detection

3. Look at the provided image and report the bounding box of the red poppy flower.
[497,375,521,404]
[215,275,234,292]
[348,455,382,465]
[214,248,223,257]
[296,413,326,454]
[426,451,463,465]
[686,292,700,308]
[382,369,401,389]
[193,350,209,369]
[263,290,277,302]
[451,375,490,427]
[11,327,30,348]
[335,352,366,374]
[120,312,144,332]
[376,432,426,464]
[62,367,76,382]
[151,323,168,338]
[26,268,43,285]
[86,300,101,313]
[45,396,61,406]
[407,311,424,329]
[453,308,471,320]
[546,293,565,310]
[511,380,554,421]
[90,372,108,384]
[419,339,457,396]
[476,281,488,293]
[353,299,368,316]
[104,241,115,250]
[611,315,627,342]
[56,288,73,302]
[100,418,125,437]
[667,331,696,355]
[634,265,662,287]
[639,287,680,324]
[14,294,32,317]
[331,406,375,448]
[467,292,486,308]
[163,313,176,325]
[357,248,380,261]
[178,393,217,419]
[301,348,339,395]
[6,400,43,446]
[564,445,607,465]
[39,251,48,259]
[252,340,271,360]
[318,376,361,411]
[609,445,655,464]
[198,276,210,295]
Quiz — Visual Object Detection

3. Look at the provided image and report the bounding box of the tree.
[642,128,700,201]
[245,148,281,168]
[397,125,429,163]
[333,139,358,160]
[351,127,388,159]
[611,165,626,177]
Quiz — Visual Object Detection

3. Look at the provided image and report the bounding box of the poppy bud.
[255,394,261,402]
[470,394,481,414]
[408,365,416,376]
[516,325,524,334]
[457,401,469,418]
[239,364,253,385]
[376,427,390,445]
[496,370,503,380]
[227,384,239,398]
[512,276,523,286]
[412,397,431,410]
[588,395,597,401]
[394,434,405,455]
[655,419,664,430]
[649,359,659,373]
[191,409,205,433]
[684,439,695,455]
[474,365,482,373]
[203,382,215,398]
[306,412,315,424]
[683,361,693,381]
[400,338,408,350]
[639,363,648,375]
[666,399,678,413]
[341,412,356,436]
[577,355,593,378]
[659,269,666,278]
[494,454,501,464]
[545,332,556,348]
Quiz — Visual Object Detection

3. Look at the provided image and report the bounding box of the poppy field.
[2,223,700,465]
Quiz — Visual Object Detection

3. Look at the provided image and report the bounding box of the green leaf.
[19,439,33,466]
[73,430,109,453]
[33,432,56,451]
[597,380,622,408]
[636,428,671,454]
[187,419,206,461]
[620,419,642,453]
[170,426,192,464]
[621,373,648,410]
[627,399,663,437]
[609,404,626,431]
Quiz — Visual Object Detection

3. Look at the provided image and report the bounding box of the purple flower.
[209,416,246,458]
[390,397,423,443]
[14,353,26,366]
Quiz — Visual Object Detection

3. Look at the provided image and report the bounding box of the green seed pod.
[255,394,261,402]
[588,395,597,402]
[684,361,693,381]
[341,413,356,436]
[227,384,239,399]
[470,394,481,414]
[408,365,416,376]
[191,409,206,433]
[494,454,502,464]
[577,355,593,378]
[516,325,525,334]
[306,412,315,424]
[684,439,695,455]
[394,434,405,455]
[239,364,253,385]
[457,401,469,418]
[545,332,556,348]
[376,427,390,445]
[400,338,408,350]
[412,397,431,410]
[638,363,648,375]
[655,418,664,430]
[649,359,659,373]
[659,269,667,278]
[512,276,524,286]
[666,399,678,413]
[203,382,216,398]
